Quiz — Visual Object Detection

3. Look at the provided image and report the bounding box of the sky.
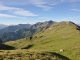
[0,0,80,25]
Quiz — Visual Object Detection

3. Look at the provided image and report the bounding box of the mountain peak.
[46,20,54,24]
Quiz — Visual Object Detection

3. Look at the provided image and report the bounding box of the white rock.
[60,49,64,52]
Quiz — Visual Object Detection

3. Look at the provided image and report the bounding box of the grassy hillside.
[5,21,80,60]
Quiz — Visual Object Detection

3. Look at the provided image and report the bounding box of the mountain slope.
[0,28,36,42]
[5,21,80,60]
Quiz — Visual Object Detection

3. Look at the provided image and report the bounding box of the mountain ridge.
[0,20,54,42]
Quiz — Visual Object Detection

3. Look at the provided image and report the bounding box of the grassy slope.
[5,22,80,60]
[0,50,70,60]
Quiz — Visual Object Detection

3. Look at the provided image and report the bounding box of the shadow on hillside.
[50,52,70,60]
[0,44,15,50]
[22,44,33,49]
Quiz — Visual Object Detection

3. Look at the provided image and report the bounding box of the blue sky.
[0,0,80,25]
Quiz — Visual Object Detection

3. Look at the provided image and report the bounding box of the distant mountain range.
[0,24,31,34]
[0,24,8,30]
[0,20,54,42]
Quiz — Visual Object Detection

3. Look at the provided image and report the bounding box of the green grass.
[5,22,80,60]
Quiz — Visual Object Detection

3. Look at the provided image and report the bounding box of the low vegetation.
[0,50,69,60]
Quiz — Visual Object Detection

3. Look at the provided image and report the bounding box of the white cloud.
[13,10,38,16]
[0,0,80,11]
[0,0,55,11]
[0,13,17,18]
[0,4,38,17]
[29,0,53,11]
[0,4,19,11]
